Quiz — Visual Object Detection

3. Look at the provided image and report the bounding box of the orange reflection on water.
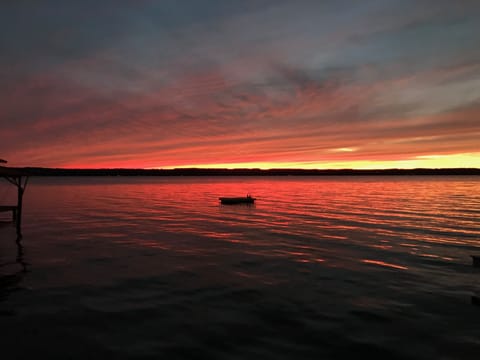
[418,253,454,261]
[21,176,480,270]
[361,259,408,270]
[371,244,393,250]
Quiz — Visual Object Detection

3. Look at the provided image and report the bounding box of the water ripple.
[2,176,480,359]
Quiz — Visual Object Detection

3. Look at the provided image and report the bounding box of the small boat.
[219,194,256,205]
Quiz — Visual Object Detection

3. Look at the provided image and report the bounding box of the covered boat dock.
[0,162,29,236]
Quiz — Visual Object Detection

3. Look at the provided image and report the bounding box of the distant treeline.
[14,167,480,176]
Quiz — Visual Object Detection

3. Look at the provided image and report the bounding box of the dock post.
[16,176,24,237]
[472,256,480,268]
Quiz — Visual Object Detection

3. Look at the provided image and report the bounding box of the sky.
[1,0,479,169]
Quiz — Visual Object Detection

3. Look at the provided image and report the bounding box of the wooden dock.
[0,205,18,222]
[1,166,29,236]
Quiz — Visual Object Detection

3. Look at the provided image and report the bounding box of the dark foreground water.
[1,176,480,359]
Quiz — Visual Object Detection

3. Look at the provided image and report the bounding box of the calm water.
[1,176,480,359]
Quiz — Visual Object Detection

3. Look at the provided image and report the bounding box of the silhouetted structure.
[472,255,480,268]
[0,165,29,237]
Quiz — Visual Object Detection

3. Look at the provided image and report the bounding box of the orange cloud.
[1,48,479,170]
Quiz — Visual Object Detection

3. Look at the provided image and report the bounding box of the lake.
[1,176,480,359]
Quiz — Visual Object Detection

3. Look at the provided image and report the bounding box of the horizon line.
[3,166,479,172]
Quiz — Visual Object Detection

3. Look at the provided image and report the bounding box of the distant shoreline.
[3,167,480,176]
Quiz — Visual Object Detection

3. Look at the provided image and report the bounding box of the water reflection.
[18,176,480,274]
[0,236,28,304]
[15,236,28,273]
[1,176,480,358]
[361,259,408,270]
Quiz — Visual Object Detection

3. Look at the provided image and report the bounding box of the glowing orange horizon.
[58,152,480,170]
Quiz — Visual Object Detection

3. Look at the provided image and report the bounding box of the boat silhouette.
[219,194,256,205]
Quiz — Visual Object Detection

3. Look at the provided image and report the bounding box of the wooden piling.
[16,177,24,236]
[472,255,480,268]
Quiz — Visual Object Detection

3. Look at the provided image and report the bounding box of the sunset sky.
[1,0,479,169]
